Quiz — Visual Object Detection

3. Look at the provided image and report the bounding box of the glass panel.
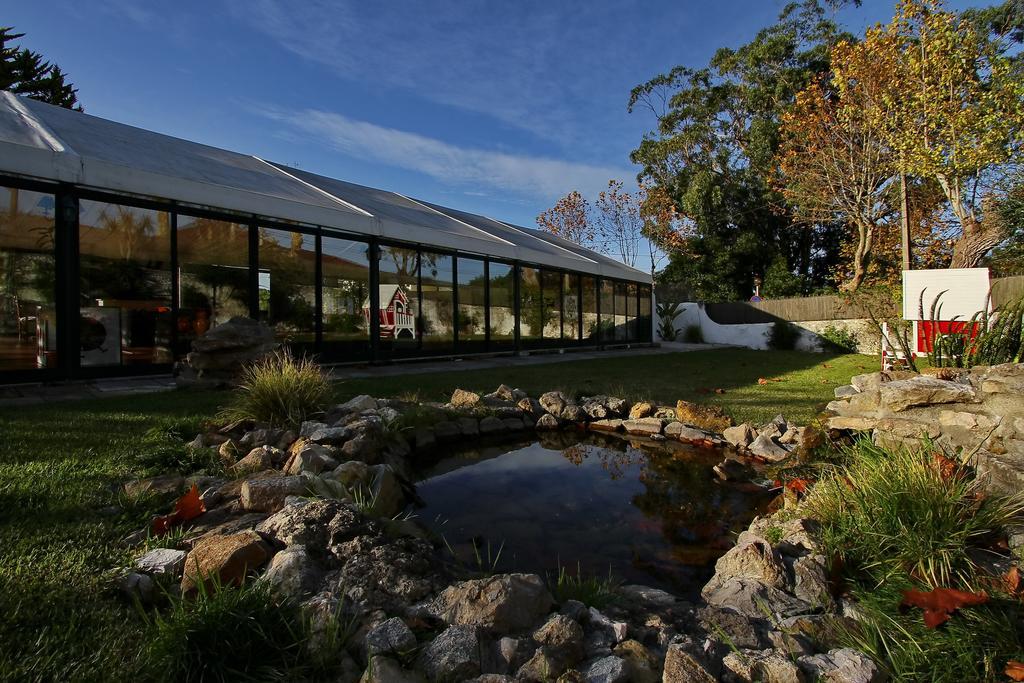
[519,266,541,341]
[0,186,57,371]
[488,262,514,345]
[79,199,171,366]
[563,273,580,341]
[176,215,250,357]
[627,282,639,341]
[599,279,615,342]
[258,228,316,346]
[582,276,599,342]
[457,258,486,344]
[321,236,370,356]
[614,281,628,341]
[638,285,652,342]
[421,252,453,352]
[378,245,419,350]
[541,269,561,341]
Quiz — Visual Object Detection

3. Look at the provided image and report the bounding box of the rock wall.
[826,364,1024,495]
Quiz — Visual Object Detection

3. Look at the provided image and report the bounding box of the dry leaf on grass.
[1005,660,1024,680]
[900,586,989,628]
[151,484,206,536]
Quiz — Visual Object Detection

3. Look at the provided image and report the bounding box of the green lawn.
[0,349,868,681]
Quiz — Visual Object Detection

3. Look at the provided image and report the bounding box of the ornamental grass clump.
[218,352,330,428]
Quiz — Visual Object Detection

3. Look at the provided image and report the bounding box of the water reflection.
[414,433,772,598]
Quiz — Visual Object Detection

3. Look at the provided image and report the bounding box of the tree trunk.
[950,202,1006,268]
[844,222,874,291]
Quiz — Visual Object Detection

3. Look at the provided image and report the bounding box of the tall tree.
[536,191,595,250]
[0,27,81,110]
[629,1,852,300]
[859,0,1023,268]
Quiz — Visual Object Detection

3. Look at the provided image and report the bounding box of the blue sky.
[6,0,984,228]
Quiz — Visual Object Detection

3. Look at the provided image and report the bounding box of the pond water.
[414,433,774,598]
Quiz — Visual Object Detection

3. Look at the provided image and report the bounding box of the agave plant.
[920,290,1024,368]
[656,301,684,341]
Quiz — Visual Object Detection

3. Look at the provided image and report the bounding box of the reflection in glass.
[0,186,57,371]
[638,285,652,342]
[421,252,453,352]
[457,258,486,345]
[563,273,580,341]
[488,262,514,345]
[519,267,541,341]
[599,279,615,342]
[614,281,628,341]
[379,246,419,350]
[582,276,599,341]
[79,199,172,366]
[258,228,316,345]
[627,282,639,341]
[541,269,561,341]
[176,215,250,356]
[322,236,370,356]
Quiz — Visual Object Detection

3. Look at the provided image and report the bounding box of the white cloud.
[258,106,629,201]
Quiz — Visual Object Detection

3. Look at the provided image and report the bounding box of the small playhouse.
[363,285,416,340]
[883,267,991,368]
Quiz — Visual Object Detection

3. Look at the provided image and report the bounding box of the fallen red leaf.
[758,377,769,385]
[900,587,989,628]
[786,478,813,494]
[1005,660,1024,680]
[822,363,832,368]
[150,484,206,537]
[714,388,726,394]
[931,452,962,480]
[1005,566,1021,596]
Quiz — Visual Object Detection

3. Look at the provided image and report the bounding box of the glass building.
[0,91,653,382]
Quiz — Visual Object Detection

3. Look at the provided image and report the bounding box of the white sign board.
[902,268,990,321]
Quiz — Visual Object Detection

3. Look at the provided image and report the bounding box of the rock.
[490,636,535,676]
[479,416,506,435]
[286,442,336,475]
[458,417,480,437]
[697,605,770,650]
[724,423,757,448]
[181,529,270,593]
[629,402,655,420]
[451,389,482,408]
[434,420,461,441]
[533,614,585,671]
[675,400,732,432]
[239,428,283,449]
[791,554,831,608]
[880,375,976,412]
[612,640,659,683]
[606,397,628,416]
[723,649,806,683]
[362,655,424,683]
[309,426,352,445]
[418,625,481,681]
[662,644,716,683]
[705,536,788,591]
[618,584,678,609]
[241,475,306,512]
[135,548,187,576]
[232,446,276,475]
[582,655,630,683]
[622,418,663,436]
[537,413,562,430]
[850,370,916,393]
[980,363,1024,394]
[366,617,417,658]
[748,433,791,462]
[340,394,379,414]
[562,404,587,423]
[665,422,714,444]
[582,401,609,420]
[341,434,380,463]
[331,460,371,487]
[827,416,878,432]
[702,577,812,619]
[798,648,885,683]
[833,385,859,398]
[261,546,320,599]
[540,391,569,417]
[122,474,184,498]
[180,317,277,384]
[589,419,623,432]
[413,426,435,451]
[301,420,328,438]
[429,573,553,632]
[518,397,544,417]
[368,465,406,518]
[589,607,628,643]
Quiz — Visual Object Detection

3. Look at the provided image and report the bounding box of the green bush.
[682,324,704,344]
[766,320,801,350]
[817,325,859,353]
[140,580,305,682]
[218,352,330,428]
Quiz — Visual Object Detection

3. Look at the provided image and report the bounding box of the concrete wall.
[658,302,876,353]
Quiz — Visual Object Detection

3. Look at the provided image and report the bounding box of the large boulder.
[879,375,976,412]
[675,400,732,432]
[539,391,569,418]
[180,529,271,594]
[365,617,418,658]
[418,625,481,681]
[178,317,277,385]
[451,389,482,409]
[240,475,306,512]
[428,573,553,632]
[135,548,187,576]
[260,546,320,599]
[798,648,886,683]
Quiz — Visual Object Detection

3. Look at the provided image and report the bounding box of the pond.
[413,433,774,598]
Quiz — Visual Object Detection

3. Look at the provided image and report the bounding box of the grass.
[218,351,331,428]
[806,438,1024,680]
[550,562,618,609]
[0,348,861,680]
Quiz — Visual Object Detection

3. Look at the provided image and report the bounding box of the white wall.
[658,302,875,353]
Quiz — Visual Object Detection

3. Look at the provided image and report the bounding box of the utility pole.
[900,172,911,271]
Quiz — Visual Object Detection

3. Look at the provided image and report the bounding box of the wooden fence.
[664,275,1024,325]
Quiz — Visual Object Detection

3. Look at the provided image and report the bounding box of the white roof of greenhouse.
[0,92,649,282]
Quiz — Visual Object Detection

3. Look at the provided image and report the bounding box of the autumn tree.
[536,191,595,250]
[0,27,81,110]
[859,0,1024,267]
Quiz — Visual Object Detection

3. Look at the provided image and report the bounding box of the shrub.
[766,320,801,350]
[140,580,305,682]
[218,352,330,428]
[817,325,859,353]
[656,302,684,341]
[806,438,1024,588]
[682,324,704,344]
